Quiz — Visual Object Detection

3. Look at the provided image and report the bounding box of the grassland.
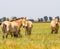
[0,23,60,49]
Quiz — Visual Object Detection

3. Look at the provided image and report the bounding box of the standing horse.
[10,18,22,37]
[50,18,59,34]
[1,18,23,38]
[22,18,33,35]
[1,21,11,38]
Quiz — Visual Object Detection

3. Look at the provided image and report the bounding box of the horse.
[1,21,11,38]
[22,18,33,35]
[9,18,22,37]
[50,18,59,34]
[1,18,23,38]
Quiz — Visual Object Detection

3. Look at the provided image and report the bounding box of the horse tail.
[2,23,7,33]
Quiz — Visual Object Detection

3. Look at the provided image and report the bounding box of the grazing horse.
[1,18,23,38]
[22,18,33,35]
[50,18,59,34]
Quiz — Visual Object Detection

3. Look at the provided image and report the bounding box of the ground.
[0,23,60,49]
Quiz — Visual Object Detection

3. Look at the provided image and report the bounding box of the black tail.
[2,24,7,33]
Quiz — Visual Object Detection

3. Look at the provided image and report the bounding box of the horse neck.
[16,20,22,25]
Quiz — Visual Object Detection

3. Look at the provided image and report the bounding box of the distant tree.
[6,18,9,21]
[38,18,43,22]
[49,17,53,21]
[44,16,48,22]
[0,18,2,25]
[40,18,43,22]
[28,19,34,22]
[2,17,6,21]
[13,16,17,20]
[38,18,41,22]
[0,18,2,22]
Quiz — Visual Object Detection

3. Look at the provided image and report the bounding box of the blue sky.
[0,0,60,19]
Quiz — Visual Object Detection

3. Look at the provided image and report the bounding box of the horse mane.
[9,17,27,22]
[9,18,21,22]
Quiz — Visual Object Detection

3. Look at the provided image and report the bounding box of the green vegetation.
[0,23,60,49]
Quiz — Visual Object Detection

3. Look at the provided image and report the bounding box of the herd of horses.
[0,17,59,39]
[1,17,33,38]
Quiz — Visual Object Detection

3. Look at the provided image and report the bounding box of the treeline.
[38,16,53,22]
[29,16,59,22]
[0,17,17,22]
[0,16,59,23]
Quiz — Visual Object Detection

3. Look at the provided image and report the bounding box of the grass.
[0,23,60,49]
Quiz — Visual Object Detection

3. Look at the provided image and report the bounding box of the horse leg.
[55,29,58,34]
[28,28,30,35]
[2,24,6,38]
[14,30,22,38]
[2,30,5,38]
[51,29,53,34]
[27,30,30,35]
[54,30,57,34]
[25,26,32,35]
[18,30,22,38]
[14,32,18,37]
[25,29,27,35]
[27,27,32,35]
[25,28,28,35]
[6,32,9,38]
[2,33,5,38]
[6,34,8,38]
[51,27,55,34]
[2,30,7,38]
[56,27,59,34]
[28,29,31,35]
[11,33,14,37]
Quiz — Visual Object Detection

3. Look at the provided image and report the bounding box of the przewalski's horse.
[50,18,59,34]
[1,18,23,38]
[10,18,22,37]
[1,21,11,38]
[22,18,33,35]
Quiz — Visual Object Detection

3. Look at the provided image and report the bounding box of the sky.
[0,0,60,20]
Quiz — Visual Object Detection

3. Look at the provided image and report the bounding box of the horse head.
[21,17,27,28]
[55,18,59,25]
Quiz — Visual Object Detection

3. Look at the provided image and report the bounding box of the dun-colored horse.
[9,18,22,37]
[1,18,23,38]
[50,18,59,34]
[22,18,33,35]
[1,21,11,38]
